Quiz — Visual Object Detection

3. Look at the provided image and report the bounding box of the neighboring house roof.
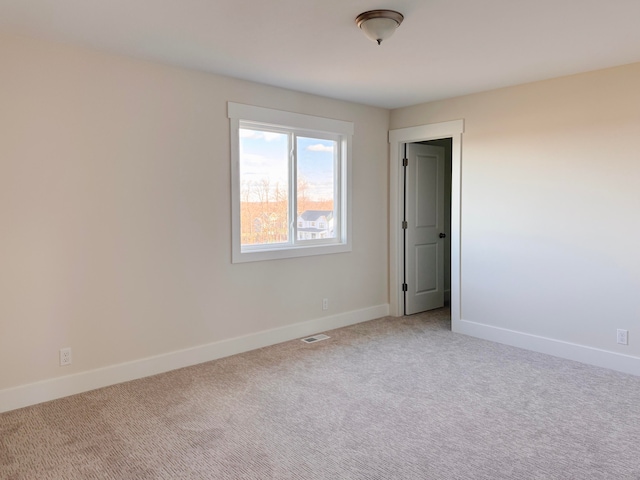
[298,210,333,221]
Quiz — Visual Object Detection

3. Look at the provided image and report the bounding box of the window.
[229,103,352,263]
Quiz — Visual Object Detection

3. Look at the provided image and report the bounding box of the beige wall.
[392,63,640,359]
[0,33,390,390]
[4,30,639,396]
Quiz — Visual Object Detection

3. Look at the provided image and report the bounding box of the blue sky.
[239,128,335,202]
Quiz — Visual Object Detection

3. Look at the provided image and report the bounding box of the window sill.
[233,242,351,263]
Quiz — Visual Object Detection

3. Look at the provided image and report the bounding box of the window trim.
[228,102,353,263]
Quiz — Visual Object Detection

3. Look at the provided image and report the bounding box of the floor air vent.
[301,334,330,344]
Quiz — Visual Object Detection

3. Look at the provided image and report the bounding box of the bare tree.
[297,176,309,215]
[241,178,289,245]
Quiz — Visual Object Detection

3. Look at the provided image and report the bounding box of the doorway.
[388,120,464,324]
[403,139,452,315]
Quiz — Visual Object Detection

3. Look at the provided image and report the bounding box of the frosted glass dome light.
[356,10,404,45]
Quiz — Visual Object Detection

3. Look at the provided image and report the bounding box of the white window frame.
[228,102,353,263]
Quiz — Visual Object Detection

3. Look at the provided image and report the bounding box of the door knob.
[439,233,446,238]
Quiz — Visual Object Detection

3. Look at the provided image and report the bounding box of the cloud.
[240,129,283,142]
[306,143,334,153]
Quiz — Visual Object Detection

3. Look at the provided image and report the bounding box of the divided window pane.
[239,128,289,246]
[296,136,337,242]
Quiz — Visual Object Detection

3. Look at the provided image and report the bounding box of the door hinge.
[402,158,408,167]
[402,221,408,229]
[402,283,408,292]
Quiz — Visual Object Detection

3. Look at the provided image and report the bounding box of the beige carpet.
[2,308,640,479]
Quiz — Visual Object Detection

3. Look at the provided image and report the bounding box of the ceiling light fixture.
[355,10,404,45]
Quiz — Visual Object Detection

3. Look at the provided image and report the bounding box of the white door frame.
[389,120,464,324]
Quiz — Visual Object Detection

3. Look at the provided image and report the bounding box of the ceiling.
[2,0,640,109]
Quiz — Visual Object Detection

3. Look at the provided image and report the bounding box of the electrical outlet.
[322,298,329,311]
[60,347,72,366]
[617,329,629,345]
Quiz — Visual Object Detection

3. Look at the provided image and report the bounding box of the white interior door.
[404,143,445,315]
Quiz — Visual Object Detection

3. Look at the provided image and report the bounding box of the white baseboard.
[0,304,389,413]
[453,318,640,377]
